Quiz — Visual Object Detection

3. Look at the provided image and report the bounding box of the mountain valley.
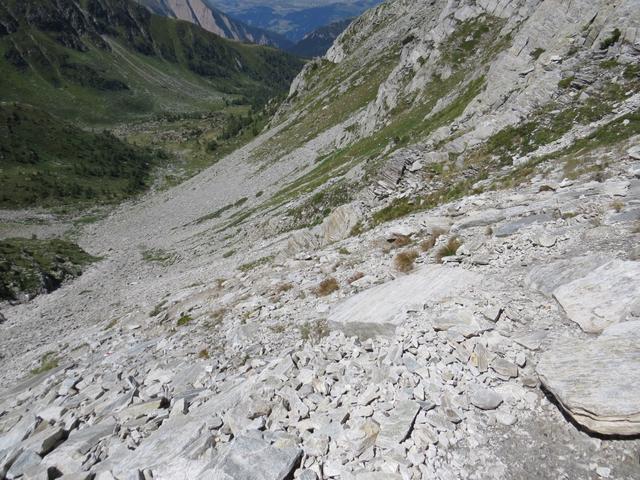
[1,1,640,479]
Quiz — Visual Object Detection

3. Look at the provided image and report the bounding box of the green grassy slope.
[0,0,304,124]
[0,237,97,301]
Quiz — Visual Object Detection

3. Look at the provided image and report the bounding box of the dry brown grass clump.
[198,349,210,359]
[394,249,419,273]
[348,271,365,284]
[420,227,447,252]
[315,277,340,296]
[436,237,462,263]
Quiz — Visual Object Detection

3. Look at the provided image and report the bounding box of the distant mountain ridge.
[291,18,352,57]
[213,0,383,42]
[136,0,293,50]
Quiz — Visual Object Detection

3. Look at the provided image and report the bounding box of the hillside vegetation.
[0,237,97,301]
[0,102,162,208]
[0,0,304,124]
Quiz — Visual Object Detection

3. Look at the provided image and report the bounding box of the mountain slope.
[291,18,352,58]
[2,1,640,480]
[137,0,293,50]
[0,0,304,124]
[0,102,160,208]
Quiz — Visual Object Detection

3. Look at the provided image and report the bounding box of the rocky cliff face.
[1,1,640,479]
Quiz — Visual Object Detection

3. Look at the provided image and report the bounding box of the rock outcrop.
[537,321,640,435]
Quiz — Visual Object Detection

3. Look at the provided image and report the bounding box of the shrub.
[600,28,621,50]
[30,352,59,375]
[141,247,175,265]
[315,277,339,296]
[530,48,545,60]
[436,237,462,263]
[177,314,192,326]
[350,222,364,236]
[239,255,273,272]
[632,222,640,234]
[338,247,351,255]
[209,308,226,327]
[198,349,210,359]
[419,227,447,252]
[269,323,286,333]
[300,319,329,342]
[149,300,167,317]
[558,76,575,89]
[394,249,419,273]
[104,319,118,330]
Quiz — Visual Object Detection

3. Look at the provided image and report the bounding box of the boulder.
[6,450,42,480]
[320,203,362,245]
[470,386,503,410]
[285,230,320,256]
[43,420,116,474]
[197,433,301,480]
[537,321,640,435]
[375,400,420,449]
[553,260,640,333]
[628,146,640,160]
[0,414,38,450]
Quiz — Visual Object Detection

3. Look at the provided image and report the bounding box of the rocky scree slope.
[1,0,640,479]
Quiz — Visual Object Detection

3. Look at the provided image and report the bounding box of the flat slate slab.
[537,321,640,436]
[329,266,483,337]
[553,260,640,333]
[526,254,609,297]
[197,434,301,480]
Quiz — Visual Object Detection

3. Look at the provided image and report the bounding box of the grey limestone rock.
[197,433,302,480]
[537,321,640,435]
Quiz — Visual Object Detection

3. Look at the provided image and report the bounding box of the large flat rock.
[328,266,483,337]
[553,260,640,333]
[526,254,609,297]
[537,321,640,436]
[197,433,301,480]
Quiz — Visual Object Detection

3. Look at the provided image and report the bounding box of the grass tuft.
[394,249,419,273]
[315,277,340,296]
[419,228,447,252]
[30,352,59,375]
[436,237,462,263]
[300,319,330,342]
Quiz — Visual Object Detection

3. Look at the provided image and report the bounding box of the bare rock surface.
[537,321,640,435]
[2,0,640,478]
[553,260,640,333]
[329,266,483,336]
